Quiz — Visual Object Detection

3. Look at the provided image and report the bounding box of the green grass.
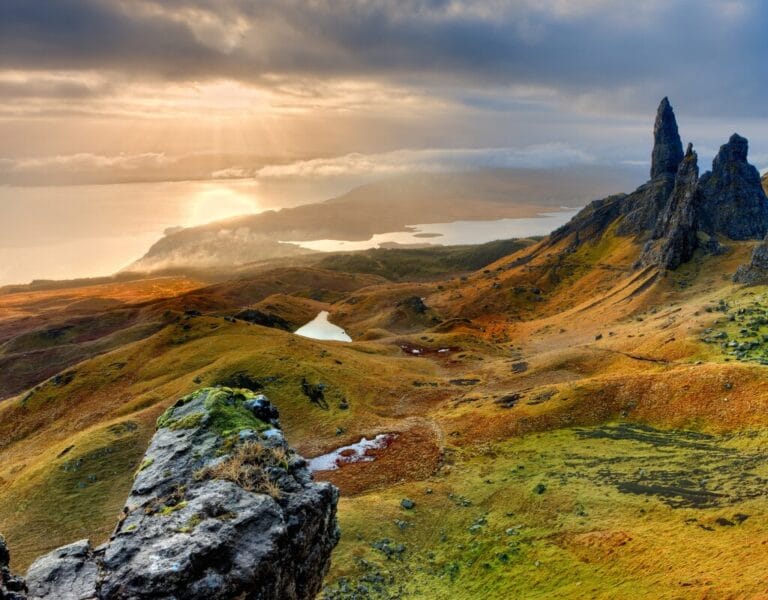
[0,418,148,569]
[323,423,768,599]
[699,287,768,363]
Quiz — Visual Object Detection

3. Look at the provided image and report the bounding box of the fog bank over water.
[0,166,643,286]
[0,178,348,286]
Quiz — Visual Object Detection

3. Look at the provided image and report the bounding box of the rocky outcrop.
[551,98,768,272]
[698,134,768,240]
[0,535,27,600]
[650,97,685,179]
[550,98,682,247]
[734,235,768,284]
[640,144,701,269]
[5,387,339,600]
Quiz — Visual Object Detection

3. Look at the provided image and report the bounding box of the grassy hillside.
[315,238,539,281]
[3,231,768,598]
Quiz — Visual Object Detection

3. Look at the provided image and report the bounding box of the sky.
[1,0,768,284]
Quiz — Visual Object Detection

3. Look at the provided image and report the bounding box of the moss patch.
[168,412,205,430]
[202,388,269,437]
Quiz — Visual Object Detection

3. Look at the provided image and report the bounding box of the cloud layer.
[1,0,768,183]
[2,0,765,114]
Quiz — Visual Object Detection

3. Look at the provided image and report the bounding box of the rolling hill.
[4,99,768,598]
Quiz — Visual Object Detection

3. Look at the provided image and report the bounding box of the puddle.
[398,342,461,357]
[308,433,397,472]
[295,311,351,342]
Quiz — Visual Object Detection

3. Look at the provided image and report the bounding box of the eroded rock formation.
[3,388,339,600]
[699,133,768,240]
[641,144,701,269]
[552,98,768,271]
[650,96,685,179]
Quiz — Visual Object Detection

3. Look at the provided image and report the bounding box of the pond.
[294,310,352,342]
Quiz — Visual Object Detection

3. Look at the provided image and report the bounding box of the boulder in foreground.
[4,387,339,600]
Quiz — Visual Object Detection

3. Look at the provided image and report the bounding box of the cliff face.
[2,388,339,600]
[551,98,768,271]
[698,134,768,240]
[641,144,701,269]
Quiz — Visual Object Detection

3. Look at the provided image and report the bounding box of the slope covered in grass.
[4,227,768,599]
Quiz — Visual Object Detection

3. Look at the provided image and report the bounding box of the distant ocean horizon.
[0,178,582,287]
[0,178,322,286]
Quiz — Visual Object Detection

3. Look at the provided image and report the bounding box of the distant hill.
[127,168,641,273]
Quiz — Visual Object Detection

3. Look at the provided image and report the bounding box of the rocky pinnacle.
[698,133,768,240]
[652,143,700,269]
[650,97,684,179]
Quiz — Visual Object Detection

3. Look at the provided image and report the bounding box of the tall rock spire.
[650,97,684,179]
[640,143,700,269]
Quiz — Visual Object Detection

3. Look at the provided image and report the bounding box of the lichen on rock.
[5,387,339,600]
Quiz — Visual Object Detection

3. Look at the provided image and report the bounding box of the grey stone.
[7,387,338,600]
[699,134,768,240]
[651,97,685,179]
[26,541,98,600]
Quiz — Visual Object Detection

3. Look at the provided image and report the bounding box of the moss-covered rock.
[18,388,339,600]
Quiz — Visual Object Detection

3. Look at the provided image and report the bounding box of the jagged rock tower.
[698,133,768,240]
[650,97,685,179]
[644,143,700,269]
[551,97,768,272]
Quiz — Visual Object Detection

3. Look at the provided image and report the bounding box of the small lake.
[294,311,352,342]
[287,209,579,252]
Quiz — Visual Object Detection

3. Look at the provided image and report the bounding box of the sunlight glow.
[185,183,260,226]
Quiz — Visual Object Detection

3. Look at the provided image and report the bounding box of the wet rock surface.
[5,387,339,600]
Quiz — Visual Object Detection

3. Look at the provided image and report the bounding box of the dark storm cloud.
[1,0,767,116]
[0,0,223,77]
